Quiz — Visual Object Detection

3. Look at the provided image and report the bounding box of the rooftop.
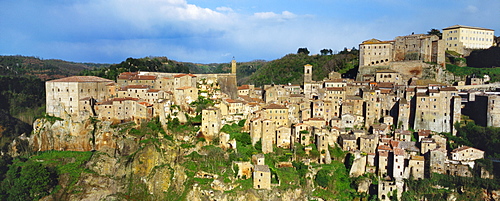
[48,76,114,83]
[443,25,494,31]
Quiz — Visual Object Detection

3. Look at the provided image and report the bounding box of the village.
[43,25,497,200]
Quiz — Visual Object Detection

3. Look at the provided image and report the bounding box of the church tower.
[304,64,312,83]
[231,58,237,74]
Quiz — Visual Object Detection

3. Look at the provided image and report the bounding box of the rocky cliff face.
[29,117,309,200]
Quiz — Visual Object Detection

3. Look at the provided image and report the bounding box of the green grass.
[446,64,500,82]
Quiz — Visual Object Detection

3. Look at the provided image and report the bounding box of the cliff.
[25,117,312,200]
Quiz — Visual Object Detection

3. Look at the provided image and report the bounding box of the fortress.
[45,59,238,122]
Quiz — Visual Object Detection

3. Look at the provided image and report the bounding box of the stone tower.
[201,107,222,140]
[231,58,237,74]
[261,119,276,154]
[304,64,312,84]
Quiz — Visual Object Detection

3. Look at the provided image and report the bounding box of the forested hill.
[79,56,267,84]
[79,48,359,86]
[0,56,109,80]
[0,56,109,154]
[248,48,359,86]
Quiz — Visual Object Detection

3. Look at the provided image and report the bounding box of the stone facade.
[359,39,394,67]
[201,107,222,139]
[253,165,271,190]
[46,76,114,119]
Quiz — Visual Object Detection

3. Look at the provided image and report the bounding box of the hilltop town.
[27,25,500,200]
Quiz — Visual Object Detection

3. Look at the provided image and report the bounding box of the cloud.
[465,5,478,13]
[253,11,297,21]
[2,0,500,64]
[216,6,233,12]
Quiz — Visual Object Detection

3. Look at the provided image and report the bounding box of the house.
[339,134,357,151]
[201,107,222,139]
[359,134,377,154]
[451,146,484,161]
[407,155,425,180]
[392,148,405,180]
[420,138,436,155]
[253,165,271,190]
[276,126,291,149]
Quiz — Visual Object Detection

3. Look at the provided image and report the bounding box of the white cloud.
[465,5,478,13]
[253,11,297,21]
[216,6,233,12]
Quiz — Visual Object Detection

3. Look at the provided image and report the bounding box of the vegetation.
[0,151,93,201]
[447,122,500,158]
[249,48,359,86]
[313,162,355,200]
[80,57,192,81]
[427,28,442,39]
[0,56,107,80]
[445,64,500,82]
[402,173,499,200]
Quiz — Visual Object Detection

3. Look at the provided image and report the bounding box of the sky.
[1,0,499,64]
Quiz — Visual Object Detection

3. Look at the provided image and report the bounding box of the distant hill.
[0,56,110,81]
[0,56,110,154]
[248,49,359,86]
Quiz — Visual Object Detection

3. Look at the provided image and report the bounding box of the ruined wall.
[217,74,238,99]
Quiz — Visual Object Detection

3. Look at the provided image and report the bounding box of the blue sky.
[1,0,499,64]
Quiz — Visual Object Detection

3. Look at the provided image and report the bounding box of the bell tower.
[231,57,237,74]
[304,64,312,83]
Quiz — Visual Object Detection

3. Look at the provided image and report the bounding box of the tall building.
[443,25,495,54]
[359,39,394,67]
[46,76,114,118]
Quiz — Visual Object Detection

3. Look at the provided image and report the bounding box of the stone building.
[397,98,411,130]
[293,123,311,145]
[46,76,114,119]
[276,126,291,149]
[443,25,495,55]
[262,104,289,127]
[463,94,500,127]
[95,97,153,123]
[393,34,442,63]
[420,138,436,155]
[451,146,484,161]
[407,155,425,180]
[378,180,404,201]
[201,107,222,139]
[429,147,447,174]
[174,86,198,106]
[303,64,322,99]
[413,86,461,134]
[375,69,401,84]
[261,119,276,154]
[359,134,377,154]
[378,150,390,177]
[253,165,271,190]
[116,72,157,88]
[359,39,394,67]
[339,134,357,151]
[392,148,405,180]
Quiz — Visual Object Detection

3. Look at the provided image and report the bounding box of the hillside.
[0,56,109,80]
[0,56,110,155]
[248,49,359,86]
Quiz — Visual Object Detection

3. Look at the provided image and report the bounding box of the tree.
[315,169,330,188]
[320,49,330,56]
[2,162,56,200]
[427,28,442,39]
[297,48,310,55]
